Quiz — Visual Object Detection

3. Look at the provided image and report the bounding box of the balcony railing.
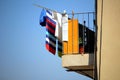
[62,12,95,55]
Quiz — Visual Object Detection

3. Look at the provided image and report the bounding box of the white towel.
[62,14,68,41]
[53,12,62,41]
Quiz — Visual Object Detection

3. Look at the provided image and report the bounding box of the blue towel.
[39,9,46,26]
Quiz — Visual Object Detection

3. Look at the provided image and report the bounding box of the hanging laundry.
[63,19,79,54]
[39,9,63,56]
[45,10,57,55]
[39,9,46,26]
[57,40,62,57]
[62,10,68,41]
[39,9,57,55]
[53,12,62,41]
[52,11,63,57]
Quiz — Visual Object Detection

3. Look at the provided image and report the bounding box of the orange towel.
[63,19,79,54]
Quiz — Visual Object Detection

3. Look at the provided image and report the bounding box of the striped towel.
[45,10,56,55]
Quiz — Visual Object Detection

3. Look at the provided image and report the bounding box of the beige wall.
[97,0,120,80]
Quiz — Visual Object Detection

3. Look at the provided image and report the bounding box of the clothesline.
[33,4,95,15]
[33,4,62,14]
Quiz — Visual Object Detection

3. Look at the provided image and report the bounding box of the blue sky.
[0,0,94,80]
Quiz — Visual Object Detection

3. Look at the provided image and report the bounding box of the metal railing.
[69,12,95,54]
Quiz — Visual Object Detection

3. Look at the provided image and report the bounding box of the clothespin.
[62,10,67,16]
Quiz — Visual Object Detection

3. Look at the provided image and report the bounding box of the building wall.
[97,0,120,80]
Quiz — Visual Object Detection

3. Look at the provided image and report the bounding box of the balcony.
[62,54,94,78]
[61,12,95,79]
